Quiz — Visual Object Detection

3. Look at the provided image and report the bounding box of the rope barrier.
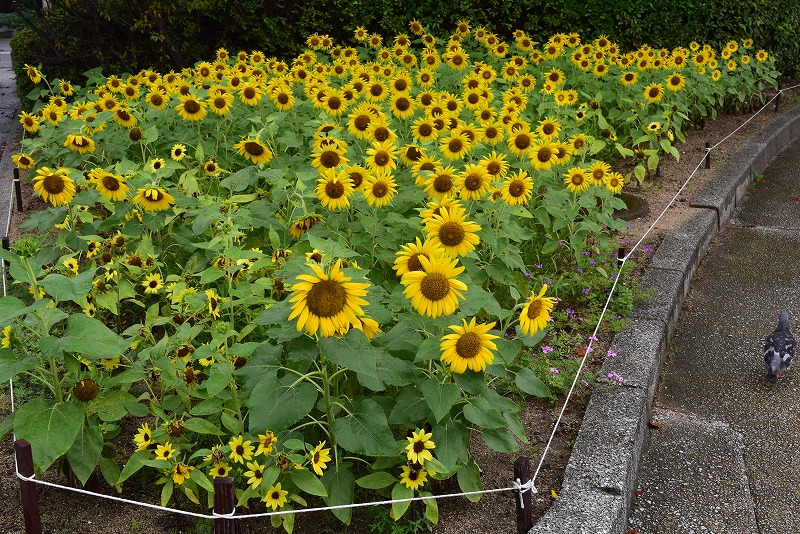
[5,83,799,523]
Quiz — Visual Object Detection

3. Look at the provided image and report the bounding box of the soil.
[2,88,798,534]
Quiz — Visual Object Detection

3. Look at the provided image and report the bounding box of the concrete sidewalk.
[531,106,800,533]
[0,36,21,238]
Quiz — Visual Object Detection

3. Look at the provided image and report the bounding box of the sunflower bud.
[129,127,142,141]
[74,378,99,401]
[167,420,186,438]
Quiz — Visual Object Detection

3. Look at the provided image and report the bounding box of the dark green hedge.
[10,0,800,100]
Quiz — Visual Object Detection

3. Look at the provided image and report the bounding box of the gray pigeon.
[764,311,796,382]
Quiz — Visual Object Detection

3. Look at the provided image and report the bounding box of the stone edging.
[529,104,800,534]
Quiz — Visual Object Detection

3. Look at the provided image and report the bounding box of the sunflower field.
[2,20,778,531]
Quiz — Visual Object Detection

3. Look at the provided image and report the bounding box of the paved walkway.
[0,36,20,237]
[628,136,800,532]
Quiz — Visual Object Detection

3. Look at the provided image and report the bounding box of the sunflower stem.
[321,363,338,465]
[48,354,63,404]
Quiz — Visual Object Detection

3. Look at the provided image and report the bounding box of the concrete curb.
[529,104,800,534]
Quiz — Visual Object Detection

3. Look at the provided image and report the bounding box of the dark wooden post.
[14,439,43,534]
[13,168,24,213]
[514,456,533,534]
[213,476,241,534]
[705,142,711,169]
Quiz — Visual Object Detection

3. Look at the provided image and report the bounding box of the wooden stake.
[13,168,24,213]
[705,142,711,169]
[14,440,43,534]
[514,456,533,534]
[213,476,241,534]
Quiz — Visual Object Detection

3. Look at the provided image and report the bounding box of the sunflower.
[88,169,128,201]
[366,120,397,144]
[362,171,398,208]
[228,435,255,464]
[209,461,231,479]
[154,441,175,461]
[149,158,166,173]
[588,161,611,187]
[133,423,153,451]
[288,260,370,338]
[234,137,273,165]
[537,116,561,140]
[174,94,207,122]
[316,169,355,210]
[11,153,34,170]
[309,441,331,475]
[263,482,288,510]
[171,143,187,161]
[24,63,42,84]
[455,164,491,201]
[405,428,436,465]
[389,94,416,120]
[507,125,534,158]
[393,238,445,278]
[425,206,481,257]
[42,103,65,125]
[365,140,397,172]
[19,111,39,133]
[143,273,163,294]
[133,187,175,211]
[112,105,137,127]
[439,132,470,161]
[564,166,590,194]
[530,140,558,171]
[321,88,347,116]
[604,171,625,194]
[423,165,458,201]
[207,90,234,115]
[502,170,534,205]
[311,141,349,173]
[270,85,294,110]
[755,50,768,62]
[520,284,557,336]
[479,150,508,179]
[33,167,75,206]
[440,317,499,373]
[401,254,467,318]
[642,82,665,104]
[400,465,430,491]
[665,72,685,92]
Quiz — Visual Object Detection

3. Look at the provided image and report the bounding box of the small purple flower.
[607,350,617,358]
[589,259,597,266]
[542,345,553,354]
[558,241,564,247]
[581,251,589,256]
[544,278,553,285]
[626,224,631,229]
[504,332,509,338]
[576,268,584,274]
[549,367,560,374]
[589,335,598,341]
[583,288,590,295]
[524,271,533,278]
[610,252,618,258]
[581,380,589,387]
[644,246,653,253]
[614,314,622,320]
[554,296,562,302]
[566,308,576,319]
[610,274,617,281]
[536,263,543,269]
[607,371,624,384]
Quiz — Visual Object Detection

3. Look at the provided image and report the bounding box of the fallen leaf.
[635,488,645,496]
[648,420,662,429]
[746,223,757,228]
[627,530,642,534]
[576,347,587,356]
[550,489,558,499]
[790,195,799,201]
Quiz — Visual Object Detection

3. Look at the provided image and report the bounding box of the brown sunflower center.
[413,441,425,453]
[508,179,526,197]
[593,168,605,180]
[327,96,342,110]
[464,173,483,191]
[536,147,552,163]
[325,180,345,199]
[102,175,120,191]
[548,72,560,82]
[420,272,450,301]
[306,279,347,318]
[372,181,388,198]
[571,173,585,186]
[433,174,453,193]
[420,93,433,106]
[245,141,264,156]
[526,299,543,319]
[42,173,66,194]
[406,253,427,272]
[374,126,390,142]
[648,87,660,98]
[448,138,463,153]
[214,97,227,109]
[313,450,320,463]
[354,115,370,130]
[373,151,390,166]
[369,84,383,97]
[541,124,555,136]
[183,100,200,114]
[243,87,256,99]
[117,110,131,121]
[514,133,531,150]
[455,332,481,359]
[394,79,408,92]
[277,93,289,104]
[320,150,340,168]
[395,97,411,111]
[438,221,465,246]
[418,123,433,137]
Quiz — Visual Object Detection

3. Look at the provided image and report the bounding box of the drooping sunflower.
[176,94,207,121]
[405,429,435,464]
[309,441,331,476]
[501,170,534,205]
[24,63,42,84]
[564,166,590,194]
[362,171,398,208]
[440,317,500,373]
[33,167,75,206]
[288,260,370,338]
[643,83,665,104]
[234,137,273,165]
[112,105,137,127]
[11,153,34,170]
[401,254,467,318]
[133,187,175,211]
[424,206,481,257]
[455,163,491,201]
[89,168,129,201]
[519,284,557,336]
[316,169,355,211]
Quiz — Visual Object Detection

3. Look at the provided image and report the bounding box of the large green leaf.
[184,417,224,436]
[41,269,96,302]
[319,332,415,389]
[117,450,151,484]
[248,373,317,432]
[14,399,84,472]
[289,468,327,497]
[388,386,429,426]
[432,419,469,472]
[456,458,482,502]
[62,313,129,359]
[514,368,551,398]
[480,427,519,453]
[419,380,461,423]
[321,463,355,525]
[355,471,397,489]
[0,296,49,325]
[66,425,103,485]
[331,398,397,456]
[391,481,414,520]
[0,348,37,382]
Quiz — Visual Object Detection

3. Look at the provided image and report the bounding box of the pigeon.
[764,311,796,382]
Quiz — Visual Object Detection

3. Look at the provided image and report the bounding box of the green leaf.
[0,348,37,382]
[331,398,397,456]
[419,380,460,423]
[462,403,507,429]
[321,463,355,525]
[589,139,607,155]
[63,314,129,359]
[356,471,397,489]
[14,399,84,472]
[0,413,14,441]
[634,164,646,184]
[41,269,96,302]
[514,368,551,397]
[422,491,439,524]
[99,457,121,491]
[190,469,215,493]
[413,336,441,363]
[184,417,224,436]
[0,296,26,324]
[66,425,104,485]
[319,332,415,389]
[220,167,257,192]
[432,419,469,472]
[616,143,635,157]
[205,363,232,397]
[89,390,137,422]
[460,284,503,317]
[161,480,174,507]
[248,373,317,432]
[289,469,328,497]
[388,386,429,426]
[253,299,293,326]
[117,449,150,484]
[456,458,482,502]
[480,427,519,453]
[391,482,414,520]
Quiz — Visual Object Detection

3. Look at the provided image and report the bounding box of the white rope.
[4,83,798,523]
